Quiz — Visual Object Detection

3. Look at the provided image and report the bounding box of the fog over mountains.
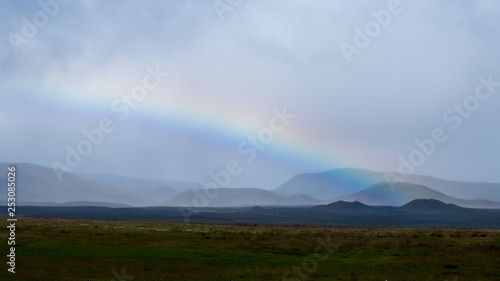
[274,168,500,201]
[164,188,321,207]
[0,163,154,207]
[2,163,500,209]
[334,182,500,209]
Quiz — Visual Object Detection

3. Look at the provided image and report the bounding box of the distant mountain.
[164,188,321,207]
[274,169,387,199]
[308,200,382,217]
[334,182,500,208]
[484,197,500,202]
[5,163,499,209]
[161,181,203,192]
[399,199,465,213]
[75,172,204,203]
[239,198,500,228]
[75,172,201,193]
[312,200,375,211]
[21,201,131,208]
[0,163,155,207]
[74,172,169,192]
[142,185,180,204]
[247,205,270,214]
[274,169,500,202]
[401,174,500,202]
[18,199,500,228]
[287,193,322,204]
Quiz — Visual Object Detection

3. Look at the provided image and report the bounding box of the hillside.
[164,187,321,207]
[402,174,500,202]
[75,172,201,193]
[274,168,387,199]
[334,182,500,208]
[142,185,180,204]
[312,200,375,211]
[0,163,155,207]
[399,199,466,213]
[274,169,500,203]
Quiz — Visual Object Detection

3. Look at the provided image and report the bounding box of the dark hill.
[311,200,377,213]
[247,206,269,214]
[399,199,466,213]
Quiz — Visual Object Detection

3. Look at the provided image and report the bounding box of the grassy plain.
[1,217,499,280]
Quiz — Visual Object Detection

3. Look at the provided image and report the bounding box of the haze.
[1,0,499,188]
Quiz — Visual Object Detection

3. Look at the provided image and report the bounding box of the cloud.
[1,0,500,187]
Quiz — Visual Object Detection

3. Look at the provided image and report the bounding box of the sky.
[1,0,499,189]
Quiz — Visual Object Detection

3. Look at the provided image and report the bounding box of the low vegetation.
[1,217,499,280]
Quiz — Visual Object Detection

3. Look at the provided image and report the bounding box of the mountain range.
[164,188,321,207]
[274,168,500,201]
[2,163,499,209]
[17,199,500,228]
[333,182,500,208]
[0,163,154,207]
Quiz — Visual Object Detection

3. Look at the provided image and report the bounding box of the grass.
[1,217,499,280]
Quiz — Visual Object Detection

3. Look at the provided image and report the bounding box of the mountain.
[247,205,270,214]
[274,168,387,199]
[274,169,500,202]
[5,163,499,209]
[334,182,500,208]
[75,172,204,203]
[160,181,203,192]
[142,185,180,204]
[18,199,500,228]
[287,193,322,204]
[163,188,321,207]
[21,201,131,208]
[401,174,500,202]
[399,199,465,213]
[0,163,155,207]
[311,200,375,211]
[74,172,169,192]
[75,172,201,193]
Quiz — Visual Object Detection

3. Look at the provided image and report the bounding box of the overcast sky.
[1,0,499,188]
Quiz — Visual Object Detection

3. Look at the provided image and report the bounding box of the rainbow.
[36,75,383,188]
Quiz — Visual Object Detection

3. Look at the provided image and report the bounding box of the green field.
[1,217,499,280]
